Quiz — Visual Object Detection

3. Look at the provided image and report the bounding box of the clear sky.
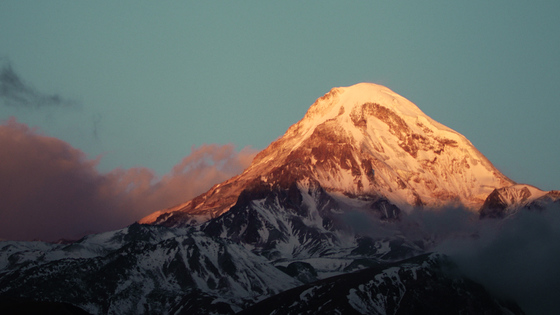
[0,0,559,230]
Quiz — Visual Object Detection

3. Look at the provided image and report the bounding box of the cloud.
[339,203,482,242]
[435,206,560,315]
[0,61,78,108]
[398,206,481,241]
[0,118,257,241]
[92,113,102,140]
[344,203,560,315]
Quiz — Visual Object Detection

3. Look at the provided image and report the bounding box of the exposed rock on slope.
[480,184,560,218]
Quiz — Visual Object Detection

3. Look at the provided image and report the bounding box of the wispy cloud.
[0,118,257,241]
[92,113,102,140]
[0,61,78,108]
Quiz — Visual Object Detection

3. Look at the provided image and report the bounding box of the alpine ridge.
[141,82,514,227]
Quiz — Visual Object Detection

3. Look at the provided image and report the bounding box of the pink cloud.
[0,118,257,241]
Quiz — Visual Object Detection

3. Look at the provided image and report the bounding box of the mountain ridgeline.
[1,83,558,314]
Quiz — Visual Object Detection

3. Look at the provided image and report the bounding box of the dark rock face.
[370,197,401,220]
[203,182,344,259]
[479,188,512,219]
[277,261,318,284]
[480,186,560,219]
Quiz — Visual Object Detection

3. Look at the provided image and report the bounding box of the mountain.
[140,83,521,261]
[479,184,560,218]
[0,224,300,314]
[141,83,514,228]
[239,253,523,315]
[0,226,524,314]
[2,82,556,314]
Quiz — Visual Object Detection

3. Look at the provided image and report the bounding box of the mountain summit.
[141,82,513,226]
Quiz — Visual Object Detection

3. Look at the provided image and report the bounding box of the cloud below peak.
[0,117,257,241]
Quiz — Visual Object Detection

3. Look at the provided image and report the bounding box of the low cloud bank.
[0,117,257,241]
[342,203,560,314]
[435,206,560,315]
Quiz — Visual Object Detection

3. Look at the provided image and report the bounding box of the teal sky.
[1,1,559,190]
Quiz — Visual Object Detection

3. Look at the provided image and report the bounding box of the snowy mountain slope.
[142,83,514,229]
[239,253,523,315]
[200,179,426,264]
[0,224,300,314]
[0,227,525,315]
[479,184,560,218]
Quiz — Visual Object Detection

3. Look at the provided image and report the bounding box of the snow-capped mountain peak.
[252,83,513,205]
[141,83,514,226]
